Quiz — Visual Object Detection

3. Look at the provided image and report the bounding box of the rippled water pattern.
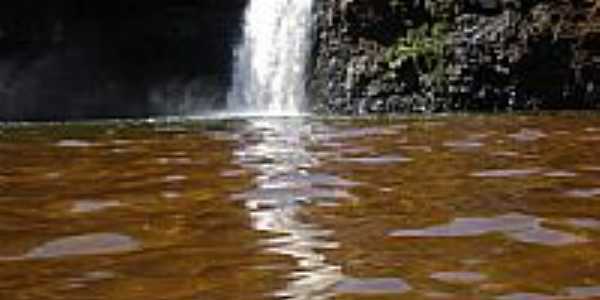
[1,114,600,300]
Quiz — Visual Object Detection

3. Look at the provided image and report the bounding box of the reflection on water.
[471,169,541,178]
[71,200,121,213]
[430,271,488,284]
[565,188,600,198]
[21,233,140,260]
[498,285,600,300]
[443,140,485,150]
[2,113,600,299]
[508,129,548,142]
[333,277,411,295]
[335,155,413,164]
[303,114,600,300]
[232,118,345,300]
[566,218,600,230]
[55,139,98,148]
[390,213,588,246]
[544,170,578,178]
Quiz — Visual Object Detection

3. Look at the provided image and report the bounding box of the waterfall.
[228,0,314,115]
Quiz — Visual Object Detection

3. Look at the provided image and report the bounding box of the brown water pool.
[1,113,600,300]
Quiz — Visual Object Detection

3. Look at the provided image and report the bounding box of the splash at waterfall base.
[310,0,600,114]
[227,0,315,115]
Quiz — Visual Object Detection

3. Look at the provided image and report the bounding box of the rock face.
[0,1,247,121]
[310,0,600,114]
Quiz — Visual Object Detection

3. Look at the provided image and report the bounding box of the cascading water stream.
[228,0,314,115]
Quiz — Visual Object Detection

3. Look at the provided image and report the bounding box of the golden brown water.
[1,113,600,300]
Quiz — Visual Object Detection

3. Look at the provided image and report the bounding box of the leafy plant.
[386,22,448,69]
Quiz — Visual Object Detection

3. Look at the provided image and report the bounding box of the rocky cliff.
[311,0,600,114]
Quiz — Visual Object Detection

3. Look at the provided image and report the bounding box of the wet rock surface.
[311,0,600,114]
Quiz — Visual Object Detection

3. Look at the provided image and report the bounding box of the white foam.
[228,0,315,115]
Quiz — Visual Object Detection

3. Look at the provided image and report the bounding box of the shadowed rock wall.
[0,1,247,121]
[311,0,600,114]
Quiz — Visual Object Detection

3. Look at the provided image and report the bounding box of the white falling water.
[228,0,314,115]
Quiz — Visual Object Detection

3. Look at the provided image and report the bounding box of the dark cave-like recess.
[0,0,248,121]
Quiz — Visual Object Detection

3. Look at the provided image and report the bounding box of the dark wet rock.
[311,0,600,114]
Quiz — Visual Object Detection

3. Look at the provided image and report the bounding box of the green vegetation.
[383,0,459,90]
[385,22,447,67]
[385,21,450,88]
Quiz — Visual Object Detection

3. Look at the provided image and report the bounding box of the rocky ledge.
[310,0,600,114]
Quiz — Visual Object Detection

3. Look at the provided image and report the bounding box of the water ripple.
[2,233,140,261]
[470,169,541,178]
[430,271,488,284]
[333,278,411,295]
[390,213,587,246]
[233,119,347,300]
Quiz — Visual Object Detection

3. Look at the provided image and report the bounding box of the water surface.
[2,113,600,299]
